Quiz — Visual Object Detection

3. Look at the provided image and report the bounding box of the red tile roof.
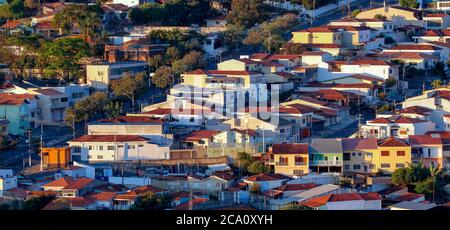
[43,176,75,188]
[378,136,409,147]
[424,13,448,18]
[0,93,35,105]
[408,135,442,145]
[420,29,450,37]
[0,20,24,29]
[95,116,163,124]
[398,106,432,115]
[34,21,58,30]
[272,143,308,154]
[388,44,441,51]
[379,52,440,60]
[245,173,291,182]
[101,3,129,12]
[87,192,117,201]
[300,192,381,208]
[231,128,258,137]
[33,88,63,96]
[184,130,219,141]
[64,177,94,190]
[273,183,318,191]
[42,197,94,210]
[305,82,377,89]
[266,54,301,61]
[133,185,164,194]
[398,193,425,201]
[71,135,150,142]
[207,70,260,75]
[173,198,208,210]
[250,53,270,60]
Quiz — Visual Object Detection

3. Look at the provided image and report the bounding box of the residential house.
[68,135,170,162]
[29,88,69,126]
[0,93,38,136]
[182,130,219,148]
[181,69,263,89]
[361,115,435,139]
[205,15,227,27]
[355,5,424,27]
[86,61,149,90]
[291,26,343,46]
[112,190,138,210]
[268,143,309,176]
[42,197,97,210]
[39,147,71,169]
[104,39,167,62]
[316,59,399,82]
[423,13,450,30]
[342,138,379,175]
[243,173,291,192]
[86,192,117,210]
[42,2,67,15]
[299,192,382,210]
[370,52,439,70]
[309,139,343,173]
[0,169,17,192]
[412,29,450,43]
[376,137,412,174]
[408,134,443,167]
[329,18,395,36]
[33,21,62,38]
[0,20,33,35]
[88,115,171,145]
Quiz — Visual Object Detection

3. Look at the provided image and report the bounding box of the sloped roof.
[272,143,308,154]
[184,130,219,141]
[378,136,410,147]
[309,138,343,154]
[342,138,378,150]
[71,135,150,142]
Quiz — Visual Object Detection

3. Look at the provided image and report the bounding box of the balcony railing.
[295,162,306,166]
[309,160,343,166]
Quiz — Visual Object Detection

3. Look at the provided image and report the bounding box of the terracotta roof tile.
[272,143,308,154]
[71,135,150,142]
[378,136,409,147]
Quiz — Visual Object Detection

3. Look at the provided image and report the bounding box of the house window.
[97,155,103,159]
[279,156,288,165]
[344,153,350,160]
[295,156,305,165]
[88,146,92,150]
[397,151,405,156]
[427,149,431,157]
[381,151,390,156]
[369,164,375,169]
[61,97,68,102]
[118,145,124,148]
[352,152,356,156]
[189,117,195,122]
[357,152,362,156]
[380,163,390,168]
[128,145,135,149]
[98,71,104,76]
[396,163,405,168]
[99,146,103,150]
[88,155,92,159]
[344,165,350,170]
[367,153,373,158]
[73,146,81,153]
[353,164,361,170]
[107,146,114,150]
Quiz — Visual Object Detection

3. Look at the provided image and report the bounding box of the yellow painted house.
[375,137,411,174]
[355,5,423,27]
[269,143,309,176]
[342,138,379,175]
[342,137,411,175]
[292,26,342,45]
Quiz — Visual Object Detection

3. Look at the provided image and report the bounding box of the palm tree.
[428,162,447,203]
[79,12,102,50]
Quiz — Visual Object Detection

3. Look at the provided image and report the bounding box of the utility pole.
[357,114,363,138]
[26,129,32,167]
[72,116,76,140]
[347,0,351,18]
[40,124,43,172]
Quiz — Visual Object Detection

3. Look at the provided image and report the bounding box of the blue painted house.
[0,93,38,136]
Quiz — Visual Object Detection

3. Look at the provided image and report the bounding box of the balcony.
[309,160,343,167]
[275,162,289,166]
[295,162,307,166]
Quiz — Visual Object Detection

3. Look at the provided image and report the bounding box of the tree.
[129,192,170,210]
[41,38,90,83]
[247,161,269,174]
[64,92,109,130]
[23,195,55,210]
[280,203,311,210]
[352,9,361,18]
[278,43,309,54]
[226,0,267,28]
[152,66,174,89]
[172,50,205,75]
[374,14,387,20]
[103,101,123,119]
[148,54,166,72]
[220,24,245,51]
[237,152,254,169]
[400,0,419,8]
[249,183,261,194]
[431,79,443,89]
[111,73,146,111]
